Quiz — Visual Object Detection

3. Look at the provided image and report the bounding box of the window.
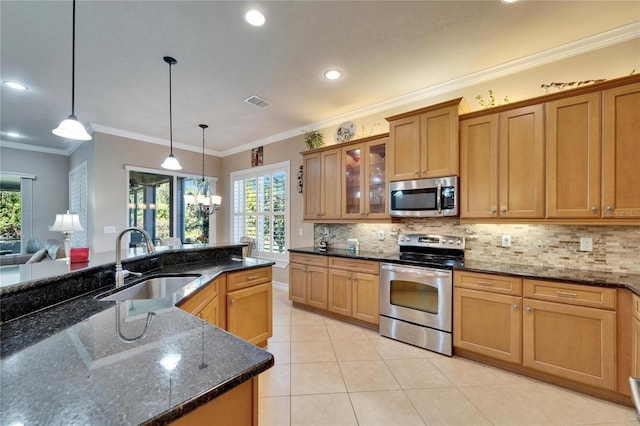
[231,161,289,261]
[0,173,34,255]
[126,168,217,246]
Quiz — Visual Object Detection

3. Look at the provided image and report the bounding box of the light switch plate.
[580,237,593,252]
[501,235,512,247]
[378,230,385,241]
[104,226,116,234]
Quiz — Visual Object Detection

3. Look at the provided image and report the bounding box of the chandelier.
[184,124,221,216]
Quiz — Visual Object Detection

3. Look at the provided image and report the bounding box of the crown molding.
[0,139,76,156]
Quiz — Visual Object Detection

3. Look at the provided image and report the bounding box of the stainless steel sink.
[98,273,201,301]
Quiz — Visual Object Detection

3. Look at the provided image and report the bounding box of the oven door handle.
[437,182,442,213]
[381,264,450,277]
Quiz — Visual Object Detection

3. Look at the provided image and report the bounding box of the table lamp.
[50,210,84,258]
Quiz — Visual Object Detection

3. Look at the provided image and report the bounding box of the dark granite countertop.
[289,247,640,296]
[0,249,275,425]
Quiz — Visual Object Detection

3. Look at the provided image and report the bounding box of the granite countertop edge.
[288,247,640,295]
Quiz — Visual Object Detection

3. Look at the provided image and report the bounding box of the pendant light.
[160,56,182,170]
[52,0,92,141]
[185,124,221,215]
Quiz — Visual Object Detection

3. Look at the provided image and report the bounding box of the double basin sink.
[98,273,202,301]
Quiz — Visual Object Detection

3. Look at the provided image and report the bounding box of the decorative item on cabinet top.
[335,121,356,143]
[303,130,325,150]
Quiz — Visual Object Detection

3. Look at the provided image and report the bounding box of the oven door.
[380,263,452,332]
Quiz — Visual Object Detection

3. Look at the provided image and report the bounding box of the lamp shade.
[50,210,84,233]
[161,153,182,170]
[52,115,92,141]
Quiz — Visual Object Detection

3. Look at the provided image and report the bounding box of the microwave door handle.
[437,183,442,213]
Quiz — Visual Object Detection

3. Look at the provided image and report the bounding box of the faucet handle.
[122,270,143,278]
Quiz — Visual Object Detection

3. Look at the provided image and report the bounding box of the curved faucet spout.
[115,301,156,343]
[115,227,156,288]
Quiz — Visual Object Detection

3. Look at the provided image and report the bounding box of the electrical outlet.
[580,237,593,252]
[104,226,116,234]
[501,234,512,247]
[323,227,329,238]
[299,228,303,237]
[378,230,385,241]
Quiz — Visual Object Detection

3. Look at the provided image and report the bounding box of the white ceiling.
[1,1,638,157]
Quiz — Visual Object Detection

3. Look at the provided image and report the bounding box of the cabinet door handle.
[422,169,427,174]
[556,290,577,298]
[591,206,598,213]
[476,280,493,286]
[501,207,507,213]
[513,304,519,310]
[526,306,532,312]
[491,207,497,214]
[606,206,613,213]
[414,170,419,174]
[231,299,236,305]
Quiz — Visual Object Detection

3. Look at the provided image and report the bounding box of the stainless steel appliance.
[380,234,465,356]
[389,176,458,218]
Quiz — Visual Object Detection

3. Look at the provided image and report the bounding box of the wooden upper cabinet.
[341,136,388,220]
[546,93,601,218]
[303,150,341,220]
[460,105,544,219]
[499,104,545,218]
[459,114,499,218]
[387,98,467,181]
[603,81,640,219]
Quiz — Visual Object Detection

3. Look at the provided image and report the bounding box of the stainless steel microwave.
[389,176,458,217]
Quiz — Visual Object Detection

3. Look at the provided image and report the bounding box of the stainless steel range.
[380,234,465,356]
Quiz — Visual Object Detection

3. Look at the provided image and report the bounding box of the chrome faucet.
[115,227,156,288]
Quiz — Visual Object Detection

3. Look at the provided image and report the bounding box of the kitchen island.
[0,244,275,425]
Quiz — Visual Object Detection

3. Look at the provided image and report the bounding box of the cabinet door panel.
[342,145,364,218]
[321,150,342,219]
[547,93,601,218]
[422,105,459,178]
[328,269,352,316]
[459,115,499,218]
[227,283,272,346]
[289,263,307,304]
[352,272,379,324]
[633,317,640,378]
[365,140,389,219]
[453,288,521,364]
[389,115,421,181]
[523,298,616,389]
[603,82,640,218]
[499,105,545,218]
[303,153,322,220]
[198,294,219,327]
[307,266,328,310]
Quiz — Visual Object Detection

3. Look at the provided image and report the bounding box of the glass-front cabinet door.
[341,135,388,220]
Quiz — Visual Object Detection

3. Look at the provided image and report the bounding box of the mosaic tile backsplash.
[314,220,640,274]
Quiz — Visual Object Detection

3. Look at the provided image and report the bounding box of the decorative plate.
[335,121,356,143]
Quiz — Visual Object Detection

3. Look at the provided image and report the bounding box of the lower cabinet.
[171,377,258,426]
[289,253,329,309]
[632,294,640,378]
[454,271,618,391]
[289,253,379,326]
[178,266,273,347]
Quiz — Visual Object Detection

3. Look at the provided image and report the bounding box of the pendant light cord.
[71,0,76,116]
[168,61,174,155]
[201,127,205,180]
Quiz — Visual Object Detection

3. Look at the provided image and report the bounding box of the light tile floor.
[259,285,640,426]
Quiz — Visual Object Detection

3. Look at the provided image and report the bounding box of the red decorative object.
[70,247,89,263]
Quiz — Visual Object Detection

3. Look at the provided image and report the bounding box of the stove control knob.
[456,240,462,245]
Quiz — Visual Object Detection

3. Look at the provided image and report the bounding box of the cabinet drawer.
[289,253,328,267]
[634,294,640,321]
[328,257,379,275]
[453,271,522,296]
[523,279,616,310]
[227,266,272,292]
[178,277,220,314]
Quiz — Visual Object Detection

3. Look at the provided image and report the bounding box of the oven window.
[389,280,438,314]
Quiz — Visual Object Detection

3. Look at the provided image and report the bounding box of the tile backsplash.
[314,220,640,274]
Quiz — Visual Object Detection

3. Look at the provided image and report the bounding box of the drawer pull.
[556,291,577,298]
[247,275,258,280]
[476,280,493,286]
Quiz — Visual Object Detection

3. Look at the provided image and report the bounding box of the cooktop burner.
[385,234,465,269]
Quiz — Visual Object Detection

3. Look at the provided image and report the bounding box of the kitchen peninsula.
[0,243,274,425]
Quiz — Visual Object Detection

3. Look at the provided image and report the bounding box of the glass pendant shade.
[52,114,92,141]
[161,153,182,170]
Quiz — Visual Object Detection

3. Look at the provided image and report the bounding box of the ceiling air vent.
[244,95,271,109]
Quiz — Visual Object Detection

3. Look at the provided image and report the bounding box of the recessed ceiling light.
[5,132,22,138]
[501,0,519,3]
[245,9,265,26]
[2,80,28,91]
[324,69,342,80]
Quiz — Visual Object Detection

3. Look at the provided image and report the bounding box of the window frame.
[229,160,290,263]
